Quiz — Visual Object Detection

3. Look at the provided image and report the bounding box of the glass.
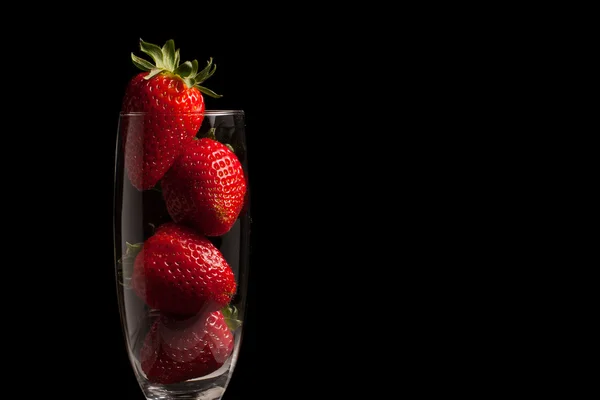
[113,110,251,400]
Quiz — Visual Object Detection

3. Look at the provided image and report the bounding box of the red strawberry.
[120,39,222,191]
[140,310,234,384]
[161,134,247,236]
[131,222,236,316]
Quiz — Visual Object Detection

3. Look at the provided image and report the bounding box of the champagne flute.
[113,110,251,400]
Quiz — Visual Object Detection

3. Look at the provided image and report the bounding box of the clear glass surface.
[113,110,250,400]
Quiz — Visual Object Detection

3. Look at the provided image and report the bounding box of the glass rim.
[119,109,244,117]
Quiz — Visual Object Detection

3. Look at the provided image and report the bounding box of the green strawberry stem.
[117,242,143,287]
[204,127,217,141]
[198,128,235,153]
[131,39,223,98]
[151,181,162,193]
[222,304,242,331]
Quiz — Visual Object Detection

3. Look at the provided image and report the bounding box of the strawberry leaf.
[202,127,217,140]
[146,68,164,80]
[150,181,162,193]
[222,304,238,319]
[174,49,181,69]
[131,54,155,72]
[225,318,242,331]
[161,39,176,71]
[195,58,214,83]
[182,77,195,89]
[174,61,193,78]
[222,304,242,331]
[118,242,143,287]
[197,85,223,98]
[203,63,217,81]
[198,128,235,153]
[139,39,165,69]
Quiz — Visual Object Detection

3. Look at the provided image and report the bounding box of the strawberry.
[161,131,247,236]
[131,222,236,316]
[120,39,222,191]
[140,310,234,384]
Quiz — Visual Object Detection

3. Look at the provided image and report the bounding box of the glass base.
[142,383,225,399]
[133,336,240,400]
[138,364,229,399]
